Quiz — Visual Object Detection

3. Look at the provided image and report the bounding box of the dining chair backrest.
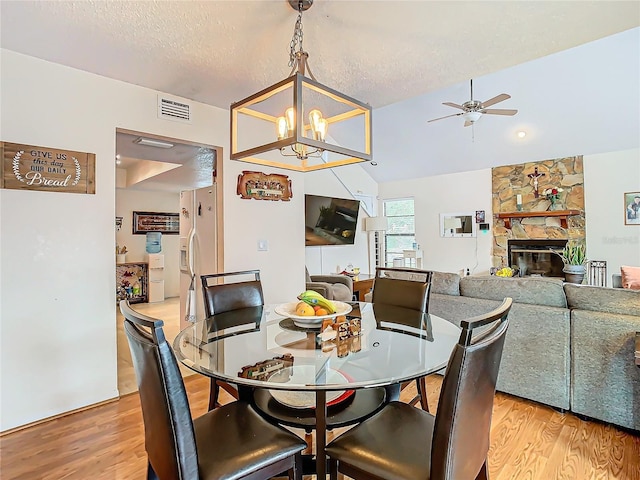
[120,300,199,480]
[430,297,512,479]
[201,270,264,317]
[372,267,433,313]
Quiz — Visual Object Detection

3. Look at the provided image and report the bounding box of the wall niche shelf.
[495,210,581,229]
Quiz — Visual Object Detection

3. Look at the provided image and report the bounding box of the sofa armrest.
[305,281,333,299]
[310,274,353,292]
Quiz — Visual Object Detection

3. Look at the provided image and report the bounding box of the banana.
[297,290,336,314]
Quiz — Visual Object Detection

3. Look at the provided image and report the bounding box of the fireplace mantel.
[495,210,582,229]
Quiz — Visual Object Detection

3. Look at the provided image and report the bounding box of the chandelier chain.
[288,10,304,68]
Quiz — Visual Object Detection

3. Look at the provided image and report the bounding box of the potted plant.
[554,241,586,284]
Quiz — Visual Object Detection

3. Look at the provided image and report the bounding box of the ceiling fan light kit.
[429,79,518,127]
[230,0,372,172]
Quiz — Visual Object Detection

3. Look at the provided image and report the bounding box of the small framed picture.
[475,210,485,223]
[624,192,640,225]
[132,211,180,234]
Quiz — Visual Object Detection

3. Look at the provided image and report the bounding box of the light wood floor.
[1,372,638,479]
[117,297,193,395]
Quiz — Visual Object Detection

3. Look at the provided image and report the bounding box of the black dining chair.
[325,298,512,480]
[120,300,306,480]
[201,269,264,410]
[371,267,433,411]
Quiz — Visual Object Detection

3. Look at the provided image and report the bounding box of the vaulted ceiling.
[2,1,639,185]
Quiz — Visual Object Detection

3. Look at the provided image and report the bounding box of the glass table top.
[173,302,460,392]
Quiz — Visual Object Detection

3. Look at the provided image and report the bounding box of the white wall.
[379,169,494,276]
[0,49,230,431]
[115,188,180,298]
[0,49,374,430]
[584,148,640,281]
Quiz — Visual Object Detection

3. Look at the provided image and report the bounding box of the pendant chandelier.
[230,0,372,172]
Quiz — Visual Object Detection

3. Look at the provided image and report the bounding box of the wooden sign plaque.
[1,141,96,194]
[236,170,292,201]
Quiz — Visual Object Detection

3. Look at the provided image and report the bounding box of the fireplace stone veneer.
[491,156,585,268]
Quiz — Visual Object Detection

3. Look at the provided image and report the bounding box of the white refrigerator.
[179,186,218,330]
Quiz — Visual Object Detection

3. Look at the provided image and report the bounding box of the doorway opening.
[115,128,223,395]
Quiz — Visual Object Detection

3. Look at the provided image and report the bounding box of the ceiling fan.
[428,79,518,127]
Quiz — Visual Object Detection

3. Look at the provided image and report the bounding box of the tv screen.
[305,194,360,246]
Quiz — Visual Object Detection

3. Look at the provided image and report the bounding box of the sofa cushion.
[460,276,567,308]
[431,272,461,296]
[564,283,640,316]
[620,265,640,290]
[330,283,352,302]
[429,293,571,410]
[570,308,640,430]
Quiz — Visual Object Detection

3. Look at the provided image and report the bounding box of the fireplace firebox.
[508,239,567,278]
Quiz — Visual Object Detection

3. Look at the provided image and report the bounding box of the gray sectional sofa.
[375,272,640,431]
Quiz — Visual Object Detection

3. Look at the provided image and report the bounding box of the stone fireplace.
[508,239,567,277]
[491,156,585,269]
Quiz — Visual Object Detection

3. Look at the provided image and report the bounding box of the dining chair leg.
[288,452,303,480]
[329,459,339,480]
[416,377,430,412]
[475,459,489,480]
[208,379,220,410]
[146,462,158,480]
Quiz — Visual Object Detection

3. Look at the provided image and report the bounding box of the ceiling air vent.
[158,95,191,123]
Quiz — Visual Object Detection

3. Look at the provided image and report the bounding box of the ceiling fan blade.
[481,93,511,108]
[482,108,518,116]
[427,112,464,123]
[443,102,465,110]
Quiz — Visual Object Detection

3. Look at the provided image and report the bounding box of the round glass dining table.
[173,301,460,478]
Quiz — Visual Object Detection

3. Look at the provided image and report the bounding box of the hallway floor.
[117,297,195,395]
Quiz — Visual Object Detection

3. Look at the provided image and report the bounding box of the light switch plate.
[258,239,268,251]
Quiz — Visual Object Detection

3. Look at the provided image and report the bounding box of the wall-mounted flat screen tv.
[305,194,360,246]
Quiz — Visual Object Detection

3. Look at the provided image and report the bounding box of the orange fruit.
[313,305,322,312]
[315,308,329,316]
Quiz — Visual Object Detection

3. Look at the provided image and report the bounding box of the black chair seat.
[371,267,434,411]
[326,298,513,480]
[195,402,306,480]
[201,270,265,410]
[120,300,305,480]
[325,401,434,480]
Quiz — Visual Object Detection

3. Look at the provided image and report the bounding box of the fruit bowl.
[274,301,352,327]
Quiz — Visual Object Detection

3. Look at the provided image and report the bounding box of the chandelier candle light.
[230,0,372,172]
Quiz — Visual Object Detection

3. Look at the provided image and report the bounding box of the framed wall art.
[624,192,640,225]
[237,170,292,201]
[132,211,180,234]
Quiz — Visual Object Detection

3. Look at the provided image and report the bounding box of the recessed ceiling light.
[133,137,174,149]
[517,131,527,138]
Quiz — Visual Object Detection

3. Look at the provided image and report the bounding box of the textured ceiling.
[2,1,639,185]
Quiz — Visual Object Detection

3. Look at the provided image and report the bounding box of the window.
[383,198,415,267]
